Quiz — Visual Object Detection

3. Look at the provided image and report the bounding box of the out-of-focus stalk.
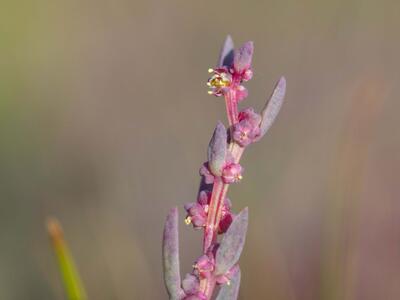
[47,218,88,300]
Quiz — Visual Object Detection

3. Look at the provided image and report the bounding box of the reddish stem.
[224,89,238,126]
[200,85,244,299]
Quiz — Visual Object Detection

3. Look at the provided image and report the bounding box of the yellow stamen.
[185,216,192,225]
[208,74,230,88]
[208,68,214,73]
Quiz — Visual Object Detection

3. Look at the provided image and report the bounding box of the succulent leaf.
[258,76,286,139]
[207,122,227,176]
[215,208,248,275]
[218,35,235,67]
[162,207,184,300]
[233,42,254,73]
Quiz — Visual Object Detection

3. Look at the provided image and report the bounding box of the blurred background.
[1,0,400,299]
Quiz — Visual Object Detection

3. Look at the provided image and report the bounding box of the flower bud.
[182,273,200,295]
[232,108,262,147]
[221,163,243,184]
[194,255,215,279]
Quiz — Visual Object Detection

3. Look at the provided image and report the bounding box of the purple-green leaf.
[215,208,248,275]
[207,121,227,176]
[233,41,254,73]
[216,267,241,300]
[218,35,234,67]
[258,76,286,139]
[162,207,184,300]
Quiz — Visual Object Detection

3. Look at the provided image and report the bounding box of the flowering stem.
[225,89,238,126]
[200,88,244,298]
[166,37,286,300]
[203,177,226,252]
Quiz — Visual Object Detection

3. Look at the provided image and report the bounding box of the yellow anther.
[208,91,214,95]
[185,216,192,225]
[206,82,212,87]
[227,280,231,286]
[237,174,243,181]
[208,74,230,88]
[208,68,214,73]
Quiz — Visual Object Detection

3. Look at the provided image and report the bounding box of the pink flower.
[194,255,215,279]
[207,67,232,97]
[221,163,243,184]
[185,191,233,233]
[184,191,211,228]
[208,41,254,104]
[183,294,207,300]
[232,108,262,147]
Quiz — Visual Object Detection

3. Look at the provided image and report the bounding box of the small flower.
[199,163,214,184]
[185,191,233,233]
[193,254,215,279]
[182,273,208,300]
[184,191,211,228]
[232,108,262,147]
[207,68,232,96]
[184,202,207,228]
[221,162,243,184]
[242,68,253,81]
[235,85,248,103]
[183,293,207,300]
[182,273,200,295]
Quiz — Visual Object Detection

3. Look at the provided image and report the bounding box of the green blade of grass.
[47,218,88,300]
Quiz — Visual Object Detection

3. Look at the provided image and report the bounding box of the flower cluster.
[184,190,233,233]
[162,35,286,300]
[207,41,254,103]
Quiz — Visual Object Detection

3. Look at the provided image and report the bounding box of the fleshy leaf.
[47,218,88,300]
[215,208,248,275]
[207,121,227,176]
[162,207,184,300]
[216,267,241,300]
[258,76,286,139]
[218,35,234,67]
[233,41,254,73]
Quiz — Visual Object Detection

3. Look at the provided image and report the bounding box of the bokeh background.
[1,0,400,299]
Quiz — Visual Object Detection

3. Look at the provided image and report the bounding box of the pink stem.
[224,89,238,126]
[200,86,244,299]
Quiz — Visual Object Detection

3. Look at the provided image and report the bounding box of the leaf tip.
[219,35,235,67]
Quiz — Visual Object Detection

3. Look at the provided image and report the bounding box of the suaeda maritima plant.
[162,35,286,300]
